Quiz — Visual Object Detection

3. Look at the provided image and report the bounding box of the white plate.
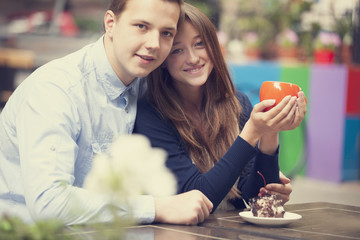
[239,211,302,226]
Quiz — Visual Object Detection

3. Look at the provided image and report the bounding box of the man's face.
[104,0,180,85]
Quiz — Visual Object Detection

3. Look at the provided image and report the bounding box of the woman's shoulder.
[235,90,253,128]
[135,96,181,140]
[137,96,151,109]
[137,96,158,116]
[136,96,168,123]
[235,90,252,109]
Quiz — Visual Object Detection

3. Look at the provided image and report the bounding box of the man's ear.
[104,10,116,38]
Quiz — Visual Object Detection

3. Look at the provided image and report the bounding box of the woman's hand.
[240,92,307,147]
[258,171,292,204]
[290,91,307,130]
[264,91,307,132]
[240,95,294,146]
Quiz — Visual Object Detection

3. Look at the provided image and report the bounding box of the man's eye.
[162,31,174,38]
[136,24,146,30]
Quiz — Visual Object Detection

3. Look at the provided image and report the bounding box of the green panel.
[280,65,310,102]
[279,122,307,177]
[279,65,310,178]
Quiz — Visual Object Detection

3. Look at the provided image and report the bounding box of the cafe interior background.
[0,0,359,207]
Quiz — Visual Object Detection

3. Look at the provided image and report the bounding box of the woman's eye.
[171,49,182,54]
[195,41,204,47]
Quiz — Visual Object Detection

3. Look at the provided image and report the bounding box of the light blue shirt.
[0,36,154,225]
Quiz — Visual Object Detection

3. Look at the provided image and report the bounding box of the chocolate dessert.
[249,193,285,218]
[249,171,285,218]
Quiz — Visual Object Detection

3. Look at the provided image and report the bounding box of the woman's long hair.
[146,3,242,197]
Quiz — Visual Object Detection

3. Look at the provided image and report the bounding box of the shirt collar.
[92,36,140,101]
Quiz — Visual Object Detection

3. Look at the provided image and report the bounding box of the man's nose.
[145,31,160,50]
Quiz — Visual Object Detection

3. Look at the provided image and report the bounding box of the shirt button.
[50,146,56,151]
[125,108,129,113]
[130,88,136,95]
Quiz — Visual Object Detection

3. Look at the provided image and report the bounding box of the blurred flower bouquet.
[84,134,176,202]
[83,134,177,239]
[0,216,70,240]
[313,31,341,63]
[0,135,176,239]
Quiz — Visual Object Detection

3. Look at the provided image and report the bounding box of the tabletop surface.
[67,202,360,240]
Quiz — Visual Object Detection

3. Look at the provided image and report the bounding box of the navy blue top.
[134,91,280,211]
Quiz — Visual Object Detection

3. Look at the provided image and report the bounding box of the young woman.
[134,3,307,211]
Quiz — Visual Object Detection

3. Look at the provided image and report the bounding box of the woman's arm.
[235,91,306,206]
[134,98,258,211]
[232,92,281,206]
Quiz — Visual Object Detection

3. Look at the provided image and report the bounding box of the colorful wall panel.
[279,66,310,177]
[346,66,360,115]
[342,65,360,181]
[342,117,360,181]
[303,64,348,182]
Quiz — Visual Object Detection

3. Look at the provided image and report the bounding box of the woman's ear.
[104,10,116,37]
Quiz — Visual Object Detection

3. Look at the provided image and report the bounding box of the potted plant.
[242,32,261,60]
[313,31,341,63]
[276,28,299,60]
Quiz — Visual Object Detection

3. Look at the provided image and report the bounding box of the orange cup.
[259,81,305,111]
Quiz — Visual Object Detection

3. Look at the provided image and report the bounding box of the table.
[67,202,360,240]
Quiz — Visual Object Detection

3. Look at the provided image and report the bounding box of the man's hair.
[108,0,184,16]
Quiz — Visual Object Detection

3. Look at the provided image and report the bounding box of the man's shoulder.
[31,43,95,88]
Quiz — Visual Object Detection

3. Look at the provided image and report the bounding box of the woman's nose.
[187,50,200,65]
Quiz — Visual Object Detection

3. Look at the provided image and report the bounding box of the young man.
[0,0,212,226]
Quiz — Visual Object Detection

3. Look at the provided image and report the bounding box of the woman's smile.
[184,64,204,74]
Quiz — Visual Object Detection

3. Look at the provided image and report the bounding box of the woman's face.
[165,20,213,92]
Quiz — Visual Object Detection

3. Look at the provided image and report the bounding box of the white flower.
[276,28,299,48]
[84,134,177,203]
[314,31,341,51]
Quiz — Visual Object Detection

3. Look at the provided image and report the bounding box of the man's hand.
[258,172,293,203]
[154,190,213,225]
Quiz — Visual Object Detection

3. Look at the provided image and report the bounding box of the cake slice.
[249,193,285,218]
